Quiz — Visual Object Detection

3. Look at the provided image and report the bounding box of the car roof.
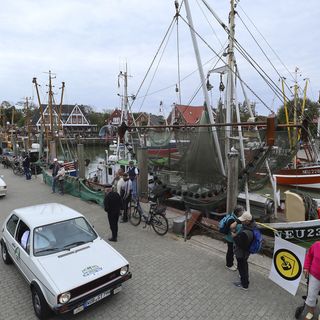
[11,203,83,229]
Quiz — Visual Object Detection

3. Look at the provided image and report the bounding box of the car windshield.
[33,217,97,256]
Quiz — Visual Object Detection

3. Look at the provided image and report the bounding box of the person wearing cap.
[127,160,139,201]
[104,183,123,242]
[231,211,254,290]
[51,158,60,193]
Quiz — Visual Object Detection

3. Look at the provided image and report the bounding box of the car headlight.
[120,265,129,276]
[58,292,71,304]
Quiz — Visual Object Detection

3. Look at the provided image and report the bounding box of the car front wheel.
[31,285,52,320]
[1,241,12,264]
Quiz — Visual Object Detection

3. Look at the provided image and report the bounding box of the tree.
[277,98,320,137]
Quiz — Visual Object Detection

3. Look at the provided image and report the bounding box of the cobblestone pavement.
[0,167,309,320]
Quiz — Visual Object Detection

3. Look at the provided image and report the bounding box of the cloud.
[0,0,319,115]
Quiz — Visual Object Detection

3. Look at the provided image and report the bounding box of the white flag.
[269,236,306,296]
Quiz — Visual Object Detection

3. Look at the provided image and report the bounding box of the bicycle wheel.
[151,213,169,236]
[129,205,141,226]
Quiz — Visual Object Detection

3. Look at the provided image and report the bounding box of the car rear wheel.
[31,285,52,320]
[1,242,12,264]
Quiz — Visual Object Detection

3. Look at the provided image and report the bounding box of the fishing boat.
[126,0,320,248]
[274,166,320,190]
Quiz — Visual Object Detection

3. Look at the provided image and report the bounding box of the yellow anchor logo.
[274,249,302,281]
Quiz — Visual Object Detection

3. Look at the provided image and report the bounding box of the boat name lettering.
[270,148,291,156]
[301,169,320,174]
[283,228,320,240]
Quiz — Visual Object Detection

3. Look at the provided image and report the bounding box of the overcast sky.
[0,0,319,116]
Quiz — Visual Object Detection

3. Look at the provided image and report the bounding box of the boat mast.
[183,0,225,176]
[48,70,54,139]
[117,63,130,159]
[225,0,236,163]
[32,77,46,158]
[24,97,31,149]
[293,67,299,169]
[58,81,65,135]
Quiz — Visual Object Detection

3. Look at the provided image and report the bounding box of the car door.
[14,220,33,282]
[3,214,20,263]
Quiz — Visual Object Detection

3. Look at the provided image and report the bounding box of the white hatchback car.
[0,203,131,319]
[0,175,7,197]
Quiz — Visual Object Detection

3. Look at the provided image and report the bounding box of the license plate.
[84,290,111,308]
[113,286,122,294]
[73,305,84,314]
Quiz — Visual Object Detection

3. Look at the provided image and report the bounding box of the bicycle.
[128,201,169,236]
[12,163,25,176]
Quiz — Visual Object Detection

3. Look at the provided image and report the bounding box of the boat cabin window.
[108,167,113,176]
[120,165,126,172]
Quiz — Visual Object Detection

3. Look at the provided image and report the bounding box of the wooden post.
[12,135,18,156]
[77,144,85,179]
[226,149,239,214]
[184,208,189,242]
[136,147,148,200]
[49,141,57,163]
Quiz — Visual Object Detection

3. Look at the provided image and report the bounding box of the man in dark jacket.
[22,154,31,180]
[104,184,123,242]
[231,211,254,290]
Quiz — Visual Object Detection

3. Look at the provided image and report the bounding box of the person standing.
[127,160,139,201]
[51,158,60,193]
[225,206,244,271]
[120,173,132,223]
[231,211,254,290]
[56,164,66,195]
[112,168,124,194]
[303,241,320,320]
[104,184,123,242]
[22,154,31,180]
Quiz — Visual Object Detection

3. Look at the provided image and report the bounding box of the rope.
[237,3,295,83]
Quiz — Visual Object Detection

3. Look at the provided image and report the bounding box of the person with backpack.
[231,211,255,290]
[219,205,244,271]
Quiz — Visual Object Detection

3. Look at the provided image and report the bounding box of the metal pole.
[77,144,85,179]
[226,149,239,213]
[49,141,57,163]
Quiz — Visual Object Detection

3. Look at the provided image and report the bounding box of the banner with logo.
[269,236,306,296]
